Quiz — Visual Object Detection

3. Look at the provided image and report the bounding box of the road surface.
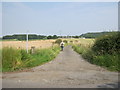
[2,45,119,88]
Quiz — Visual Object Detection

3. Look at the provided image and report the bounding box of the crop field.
[1,38,94,72]
[1,40,56,49]
[1,38,94,49]
[62,38,95,47]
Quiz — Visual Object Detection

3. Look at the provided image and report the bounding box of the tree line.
[2,34,58,40]
[2,31,118,40]
[80,31,117,38]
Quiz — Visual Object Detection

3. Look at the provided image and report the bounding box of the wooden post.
[30,46,35,54]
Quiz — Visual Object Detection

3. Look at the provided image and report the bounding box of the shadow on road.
[97,82,120,88]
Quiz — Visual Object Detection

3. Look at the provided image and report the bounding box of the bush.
[92,32,120,54]
[55,39,62,44]
[70,40,73,43]
[63,40,68,43]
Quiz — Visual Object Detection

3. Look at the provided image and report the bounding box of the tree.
[47,35,52,39]
[52,35,58,39]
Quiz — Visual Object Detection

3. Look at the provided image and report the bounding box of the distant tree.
[38,35,46,39]
[3,35,15,39]
[47,35,52,39]
[28,34,38,39]
[52,35,58,39]
[13,34,26,40]
[80,31,117,38]
[73,36,79,38]
[55,39,62,44]
[47,35,58,39]
[3,34,47,40]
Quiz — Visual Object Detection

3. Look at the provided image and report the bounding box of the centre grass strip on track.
[2,46,60,72]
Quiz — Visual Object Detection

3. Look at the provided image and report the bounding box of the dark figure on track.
[60,41,64,51]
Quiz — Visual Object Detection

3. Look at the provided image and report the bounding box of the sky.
[2,2,118,36]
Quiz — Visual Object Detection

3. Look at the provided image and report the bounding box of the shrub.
[55,39,62,44]
[92,32,120,54]
[70,40,73,43]
[63,40,68,43]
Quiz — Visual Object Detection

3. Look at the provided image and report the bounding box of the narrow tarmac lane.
[2,45,119,88]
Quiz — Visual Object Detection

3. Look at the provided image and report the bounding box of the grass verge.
[72,44,120,71]
[2,46,60,72]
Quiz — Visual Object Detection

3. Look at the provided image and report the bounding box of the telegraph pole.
[26,31,29,53]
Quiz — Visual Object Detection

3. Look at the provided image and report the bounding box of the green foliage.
[3,34,47,40]
[92,32,120,54]
[70,40,73,43]
[93,54,119,71]
[2,46,60,72]
[72,45,85,54]
[73,44,120,71]
[47,35,52,39]
[83,50,120,71]
[52,35,58,39]
[26,46,60,67]
[20,50,31,61]
[72,32,120,71]
[3,35,15,39]
[2,47,22,71]
[13,34,26,40]
[63,40,68,43]
[55,39,62,44]
[47,35,58,39]
[73,36,80,38]
[80,31,117,38]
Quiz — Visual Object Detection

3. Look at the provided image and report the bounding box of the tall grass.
[2,47,22,71]
[24,46,60,68]
[73,44,120,71]
[2,46,60,72]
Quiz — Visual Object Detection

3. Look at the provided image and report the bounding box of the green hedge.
[92,32,120,54]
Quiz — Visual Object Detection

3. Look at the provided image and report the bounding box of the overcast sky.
[2,2,118,36]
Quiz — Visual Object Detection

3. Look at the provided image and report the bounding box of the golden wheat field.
[63,38,95,46]
[2,40,56,49]
[1,38,95,50]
